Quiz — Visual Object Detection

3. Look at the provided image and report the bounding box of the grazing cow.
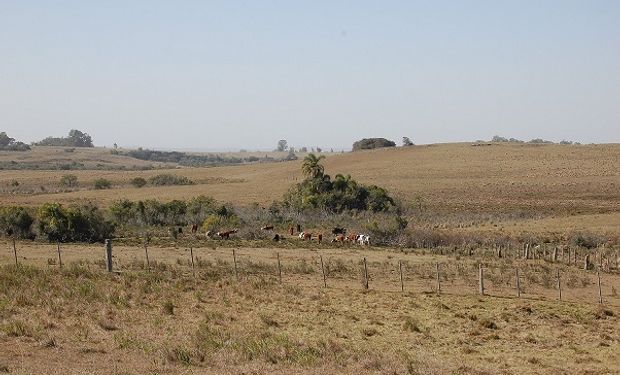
[318,233,323,244]
[261,225,274,231]
[217,229,238,239]
[331,234,345,243]
[191,224,198,234]
[332,227,346,235]
[345,234,357,242]
[289,226,294,235]
[206,230,213,238]
[299,232,312,241]
[357,234,370,246]
[273,234,280,242]
[296,224,302,233]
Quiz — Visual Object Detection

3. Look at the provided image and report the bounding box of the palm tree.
[301,153,326,179]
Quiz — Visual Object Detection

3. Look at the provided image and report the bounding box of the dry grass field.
[1,142,618,236]
[1,240,619,374]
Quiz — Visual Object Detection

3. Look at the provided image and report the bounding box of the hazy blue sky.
[1,1,619,150]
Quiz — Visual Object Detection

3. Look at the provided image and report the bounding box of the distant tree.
[35,129,94,147]
[316,147,322,153]
[0,132,30,151]
[352,138,396,151]
[285,148,298,161]
[277,139,288,152]
[300,147,308,152]
[0,207,34,239]
[402,137,414,146]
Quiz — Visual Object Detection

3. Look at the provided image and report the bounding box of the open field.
[1,241,619,374]
[1,142,619,236]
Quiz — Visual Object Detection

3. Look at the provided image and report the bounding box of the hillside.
[1,142,618,234]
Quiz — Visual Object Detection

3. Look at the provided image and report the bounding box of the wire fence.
[3,239,620,308]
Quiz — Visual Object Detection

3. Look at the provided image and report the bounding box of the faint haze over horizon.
[1,1,619,150]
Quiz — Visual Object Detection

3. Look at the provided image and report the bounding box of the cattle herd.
[194,224,370,245]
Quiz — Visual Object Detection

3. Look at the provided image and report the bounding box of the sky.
[1,1,619,151]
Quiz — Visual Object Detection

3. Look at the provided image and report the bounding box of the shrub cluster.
[124,148,273,166]
[352,138,396,151]
[148,174,194,186]
[37,203,114,242]
[282,154,396,213]
[34,129,94,147]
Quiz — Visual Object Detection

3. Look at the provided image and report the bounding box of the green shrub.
[37,203,114,242]
[148,174,194,186]
[352,138,396,151]
[130,177,147,188]
[0,207,34,239]
[60,174,78,188]
[93,178,112,190]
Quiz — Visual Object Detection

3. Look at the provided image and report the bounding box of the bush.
[352,138,396,151]
[37,203,114,242]
[60,174,79,188]
[34,129,94,147]
[131,177,147,188]
[0,132,31,151]
[0,207,34,239]
[93,178,112,190]
[149,174,194,186]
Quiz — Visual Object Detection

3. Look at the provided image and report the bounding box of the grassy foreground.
[0,262,618,375]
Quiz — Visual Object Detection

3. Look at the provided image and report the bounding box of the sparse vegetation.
[149,173,194,186]
[93,178,112,190]
[352,137,396,151]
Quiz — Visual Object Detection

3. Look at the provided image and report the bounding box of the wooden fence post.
[597,268,603,304]
[12,238,17,266]
[320,255,327,288]
[56,241,63,268]
[478,263,484,296]
[515,268,521,298]
[584,254,590,270]
[277,252,282,283]
[105,239,113,272]
[144,239,150,271]
[232,249,238,280]
[399,260,404,293]
[363,257,369,290]
[435,262,441,294]
[190,247,195,277]
[557,269,562,301]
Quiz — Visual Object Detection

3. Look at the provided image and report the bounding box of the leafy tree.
[0,132,30,151]
[402,137,414,146]
[37,203,69,242]
[277,139,288,152]
[34,129,94,147]
[301,153,325,179]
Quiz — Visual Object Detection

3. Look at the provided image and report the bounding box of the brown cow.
[345,233,357,242]
[317,233,323,244]
[217,229,238,239]
[289,226,294,236]
[331,234,345,243]
[191,224,198,234]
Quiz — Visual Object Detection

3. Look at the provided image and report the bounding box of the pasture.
[1,239,619,374]
[1,142,619,374]
[1,143,618,237]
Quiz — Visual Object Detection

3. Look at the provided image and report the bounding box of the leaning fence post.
[478,263,484,296]
[320,255,327,288]
[515,268,521,298]
[557,269,562,301]
[363,257,369,290]
[12,238,17,266]
[105,239,113,272]
[144,238,150,271]
[435,262,441,294]
[232,249,238,280]
[399,260,404,293]
[277,252,282,283]
[597,268,603,304]
[190,247,195,277]
[56,241,63,268]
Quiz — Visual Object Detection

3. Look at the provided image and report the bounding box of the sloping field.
[1,142,619,233]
